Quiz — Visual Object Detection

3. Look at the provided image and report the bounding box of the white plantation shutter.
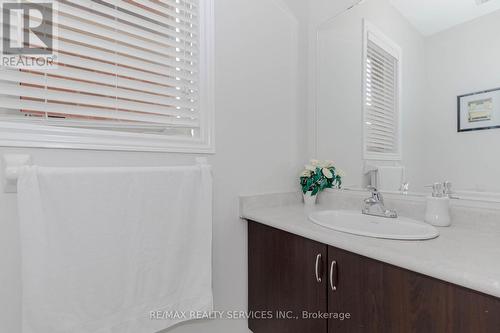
[363,22,401,160]
[0,0,214,152]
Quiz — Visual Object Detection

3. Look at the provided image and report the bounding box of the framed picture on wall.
[458,87,500,132]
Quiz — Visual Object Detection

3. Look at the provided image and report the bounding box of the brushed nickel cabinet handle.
[330,260,338,291]
[315,254,322,283]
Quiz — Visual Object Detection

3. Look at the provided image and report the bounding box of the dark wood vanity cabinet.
[248,220,327,333]
[248,221,500,333]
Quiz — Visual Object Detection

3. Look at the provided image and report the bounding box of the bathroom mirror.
[315,0,500,198]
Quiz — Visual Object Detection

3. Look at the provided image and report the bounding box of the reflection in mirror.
[316,0,500,196]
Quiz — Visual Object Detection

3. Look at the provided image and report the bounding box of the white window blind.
[0,0,214,152]
[363,22,401,160]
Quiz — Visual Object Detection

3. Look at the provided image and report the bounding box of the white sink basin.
[309,210,439,240]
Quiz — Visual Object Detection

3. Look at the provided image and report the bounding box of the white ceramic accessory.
[303,191,317,206]
[424,182,451,227]
[425,196,451,227]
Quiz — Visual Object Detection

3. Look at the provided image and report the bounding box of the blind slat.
[102,0,198,35]
[56,53,196,89]
[1,70,197,110]
[0,0,202,139]
[24,66,188,97]
[55,15,197,66]
[367,58,394,76]
[364,34,399,155]
[65,0,197,43]
[0,99,199,127]
[56,37,197,81]
[368,86,395,102]
[367,66,395,83]
[368,41,397,64]
[367,75,394,91]
[368,53,395,71]
[368,128,396,139]
[133,0,198,22]
[366,115,396,129]
[57,2,198,52]
[367,108,395,124]
[0,83,196,117]
[23,12,198,65]
[367,95,394,111]
[159,0,199,16]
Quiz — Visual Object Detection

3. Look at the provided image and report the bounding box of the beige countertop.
[240,190,500,298]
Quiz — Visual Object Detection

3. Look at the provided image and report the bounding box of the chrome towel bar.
[3,154,208,193]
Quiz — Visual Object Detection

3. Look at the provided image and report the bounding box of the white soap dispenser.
[425,183,451,227]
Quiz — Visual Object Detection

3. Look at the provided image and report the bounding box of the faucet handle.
[425,183,444,198]
[443,181,453,196]
[366,185,383,203]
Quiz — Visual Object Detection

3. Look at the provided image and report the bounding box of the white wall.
[424,9,500,192]
[0,0,307,332]
[312,0,427,189]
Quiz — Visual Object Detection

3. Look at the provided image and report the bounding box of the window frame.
[0,0,215,153]
[362,20,402,161]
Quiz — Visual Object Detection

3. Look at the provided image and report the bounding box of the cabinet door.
[328,246,500,333]
[382,263,500,332]
[248,222,327,333]
[327,246,387,333]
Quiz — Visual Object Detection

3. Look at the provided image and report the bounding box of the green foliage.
[299,165,342,195]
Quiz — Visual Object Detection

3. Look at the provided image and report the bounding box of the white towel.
[17,165,213,333]
[376,166,404,191]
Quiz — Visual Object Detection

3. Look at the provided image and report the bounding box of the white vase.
[303,191,317,206]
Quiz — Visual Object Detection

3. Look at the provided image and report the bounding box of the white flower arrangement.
[299,159,343,196]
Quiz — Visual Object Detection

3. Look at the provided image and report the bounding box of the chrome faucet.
[362,186,397,218]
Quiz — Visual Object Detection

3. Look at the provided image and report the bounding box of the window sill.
[364,152,402,161]
[0,121,215,153]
